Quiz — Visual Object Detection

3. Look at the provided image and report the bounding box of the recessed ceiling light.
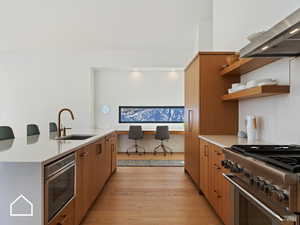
[289,28,300,34]
[261,45,269,51]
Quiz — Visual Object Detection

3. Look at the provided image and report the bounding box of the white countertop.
[198,135,273,149]
[0,128,115,164]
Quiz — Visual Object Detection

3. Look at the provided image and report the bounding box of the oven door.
[223,174,298,225]
[45,162,75,222]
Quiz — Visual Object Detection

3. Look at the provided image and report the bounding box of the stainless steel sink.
[55,134,94,140]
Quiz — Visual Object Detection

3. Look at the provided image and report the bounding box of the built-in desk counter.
[116,130,185,135]
[116,127,184,153]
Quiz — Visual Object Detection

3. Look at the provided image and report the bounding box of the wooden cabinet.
[74,133,117,225]
[110,133,118,173]
[199,140,210,196]
[199,138,232,225]
[104,136,112,181]
[92,138,106,200]
[184,56,200,186]
[49,200,74,225]
[47,133,118,225]
[75,147,93,225]
[184,52,239,188]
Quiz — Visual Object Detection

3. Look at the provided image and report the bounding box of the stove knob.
[258,180,267,191]
[230,163,243,173]
[275,190,289,202]
[253,177,265,189]
[221,160,230,169]
[263,183,275,194]
[253,177,261,187]
[243,169,251,178]
[249,177,254,185]
[221,160,226,166]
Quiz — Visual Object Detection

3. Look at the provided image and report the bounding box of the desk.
[116,130,185,135]
[116,129,184,153]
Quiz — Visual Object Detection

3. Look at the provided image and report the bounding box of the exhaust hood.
[240,8,300,58]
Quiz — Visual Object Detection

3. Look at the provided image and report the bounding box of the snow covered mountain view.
[119,107,184,123]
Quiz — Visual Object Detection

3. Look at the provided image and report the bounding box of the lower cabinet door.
[75,148,90,225]
[111,134,117,173]
[200,140,232,225]
[49,199,74,225]
[104,136,112,181]
[94,138,106,196]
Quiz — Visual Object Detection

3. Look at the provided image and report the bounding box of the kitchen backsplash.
[239,57,300,144]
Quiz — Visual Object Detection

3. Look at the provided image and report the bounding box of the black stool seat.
[27,124,40,136]
[0,126,15,140]
[49,122,58,132]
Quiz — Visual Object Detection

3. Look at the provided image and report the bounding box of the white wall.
[194,20,213,55]
[0,50,189,138]
[94,68,185,152]
[213,0,300,51]
[0,52,92,137]
[212,1,300,143]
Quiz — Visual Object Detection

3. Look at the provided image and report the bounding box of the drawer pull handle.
[79,152,88,158]
[57,214,68,225]
[97,144,102,155]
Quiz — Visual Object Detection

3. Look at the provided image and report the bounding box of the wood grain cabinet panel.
[185,52,239,189]
[92,138,106,200]
[75,147,92,225]
[74,134,118,225]
[199,138,232,225]
[110,133,117,173]
[199,140,210,197]
[104,136,112,181]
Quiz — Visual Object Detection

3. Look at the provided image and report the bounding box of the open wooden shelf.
[220,57,280,77]
[222,85,290,101]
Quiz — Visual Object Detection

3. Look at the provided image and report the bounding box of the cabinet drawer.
[49,199,74,225]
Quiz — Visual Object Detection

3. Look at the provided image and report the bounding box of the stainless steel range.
[222,145,300,225]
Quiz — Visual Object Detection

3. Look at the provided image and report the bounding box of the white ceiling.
[0,0,211,54]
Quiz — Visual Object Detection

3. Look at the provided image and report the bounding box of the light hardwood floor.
[81,167,222,225]
[117,152,184,160]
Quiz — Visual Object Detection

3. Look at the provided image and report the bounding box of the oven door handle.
[223,173,296,224]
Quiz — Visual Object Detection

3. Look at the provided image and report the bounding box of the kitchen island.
[0,128,117,225]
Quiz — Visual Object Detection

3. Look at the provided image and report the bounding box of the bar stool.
[153,126,173,156]
[49,122,58,132]
[27,124,40,136]
[127,126,146,155]
[0,126,15,140]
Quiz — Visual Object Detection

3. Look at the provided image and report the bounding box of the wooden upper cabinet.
[199,54,239,134]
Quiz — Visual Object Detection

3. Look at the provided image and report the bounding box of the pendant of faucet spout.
[57,108,75,137]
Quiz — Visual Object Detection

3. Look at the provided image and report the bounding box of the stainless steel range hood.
[240,8,300,58]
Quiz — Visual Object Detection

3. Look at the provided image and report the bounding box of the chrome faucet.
[57,108,75,137]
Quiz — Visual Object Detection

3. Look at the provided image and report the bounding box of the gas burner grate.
[229,145,300,172]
